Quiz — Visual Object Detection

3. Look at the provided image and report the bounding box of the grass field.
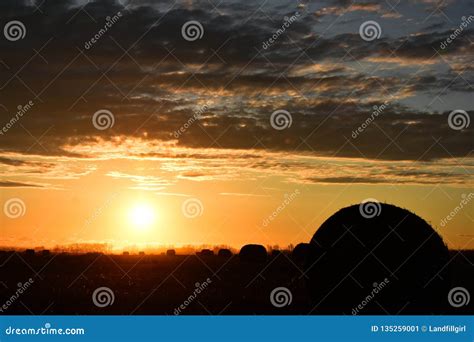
[0,250,472,315]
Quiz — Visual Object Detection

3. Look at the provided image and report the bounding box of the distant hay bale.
[217,248,232,258]
[239,244,267,263]
[306,203,450,314]
[292,243,309,264]
[25,249,35,256]
[271,250,282,257]
[199,249,214,257]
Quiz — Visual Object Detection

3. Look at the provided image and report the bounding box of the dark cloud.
[0,180,43,188]
[0,156,26,166]
[307,176,386,184]
[306,176,451,185]
[0,0,472,162]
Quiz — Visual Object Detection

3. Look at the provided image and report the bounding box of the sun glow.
[128,203,156,229]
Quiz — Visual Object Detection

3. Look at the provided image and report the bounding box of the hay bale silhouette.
[306,203,450,314]
[166,249,176,256]
[292,243,309,265]
[271,250,282,257]
[199,249,214,257]
[25,249,35,256]
[239,244,267,263]
[218,249,232,258]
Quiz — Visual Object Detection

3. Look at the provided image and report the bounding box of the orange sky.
[1,141,472,251]
[1,0,473,251]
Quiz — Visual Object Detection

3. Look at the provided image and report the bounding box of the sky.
[0,0,473,251]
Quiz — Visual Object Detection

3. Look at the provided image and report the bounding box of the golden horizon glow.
[128,203,156,230]
[1,143,472,250]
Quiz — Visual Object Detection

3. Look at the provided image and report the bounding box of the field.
[0,250,472,315]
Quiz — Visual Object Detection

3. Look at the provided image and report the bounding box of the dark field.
[0,250,472,315]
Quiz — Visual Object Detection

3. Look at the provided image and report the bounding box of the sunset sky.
[0,0,473,251]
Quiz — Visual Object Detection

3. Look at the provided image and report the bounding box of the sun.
[128,203,156,229]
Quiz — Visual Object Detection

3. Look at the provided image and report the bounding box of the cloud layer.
[0,0,472,186]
